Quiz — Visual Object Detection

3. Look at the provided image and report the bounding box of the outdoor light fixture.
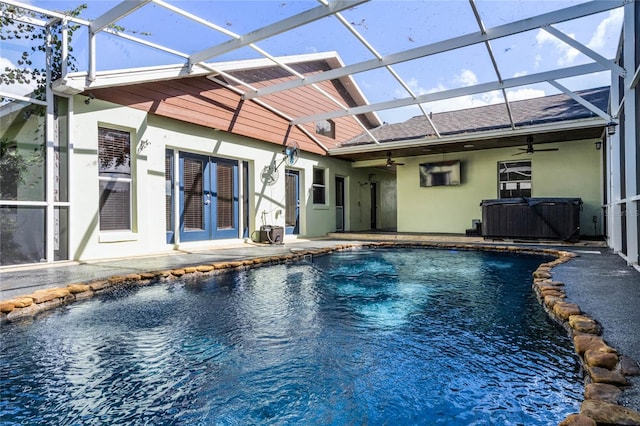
[595,140,602,150]
[606,120,618,136]
[84,93,95,104]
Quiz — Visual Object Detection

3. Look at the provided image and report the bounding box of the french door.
[285,169,299,234]
[179,153,239,242]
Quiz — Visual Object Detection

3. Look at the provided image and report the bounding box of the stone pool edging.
[2,241,639,425]
[530,258,640,426]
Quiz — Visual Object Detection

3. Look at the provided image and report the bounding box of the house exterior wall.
[89,73,375,156]
[395,139,601,238]
[69,97,379,261]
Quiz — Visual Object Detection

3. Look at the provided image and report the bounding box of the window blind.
[98,127,132,231]
[98,128,130,177]
[183,158,204,229]
[99,180,131,231]
[165,152,172,232]
[216,162,233,230]
[285,173,297,227]
[183,158,204,230]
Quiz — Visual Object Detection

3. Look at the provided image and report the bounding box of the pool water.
[0,248,582,425]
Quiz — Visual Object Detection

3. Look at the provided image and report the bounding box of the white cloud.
[0,57,37,98]
[417,87,547,116]
[535,29,579,66]
[587,9,623,51]
[505,88,546,102]
[534,54,542,69]
[533,9,623,68]
[513,71,528,78]
[453,69,478,87]
[386,69,549,120]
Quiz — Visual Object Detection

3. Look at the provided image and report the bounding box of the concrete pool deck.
[1,234,639,421]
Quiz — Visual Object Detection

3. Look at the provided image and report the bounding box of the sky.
[0,0,624,124]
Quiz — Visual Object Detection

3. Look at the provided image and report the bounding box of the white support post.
[622,1,638,266]
[88,33,96,82]
[61,18,68,80]
[608,79,621,253]
[67,95,74,260]
[45,25,55,262]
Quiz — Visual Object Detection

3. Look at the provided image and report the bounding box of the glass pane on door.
[216,162,234,230]
[183,157,204,231]
[285,170,299,234]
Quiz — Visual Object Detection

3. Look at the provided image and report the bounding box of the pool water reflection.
[0,248,582,424]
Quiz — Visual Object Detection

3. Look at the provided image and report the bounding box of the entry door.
[179,153,239,242]
[335,176,345,231]
[285,169,299,234]
[370,182,377,230]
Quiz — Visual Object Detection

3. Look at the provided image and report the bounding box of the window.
[98,127,131,231]
[315,119,335,139]
[498,160,531,198]
[312,167,326,204]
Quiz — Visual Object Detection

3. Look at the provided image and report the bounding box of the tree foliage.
[0,3,87,101]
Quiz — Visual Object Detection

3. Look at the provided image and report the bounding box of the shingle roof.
[342,86,610,146]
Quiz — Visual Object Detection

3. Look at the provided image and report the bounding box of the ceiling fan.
[386,151,405,167]
[514,136,559,156]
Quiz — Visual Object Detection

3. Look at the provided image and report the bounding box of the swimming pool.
[0,248,582,424]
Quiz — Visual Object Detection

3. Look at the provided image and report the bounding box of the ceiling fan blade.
[535,148,559,152]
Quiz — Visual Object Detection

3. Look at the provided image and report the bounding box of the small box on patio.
[259,225,284,244]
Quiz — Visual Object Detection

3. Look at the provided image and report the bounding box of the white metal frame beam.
[469,0,515,130]
[0,0,91,25]
[291,62,607,125]
[89,0,152,33]
[631,65,640,89]
[188,0,369,67]
[150,0,378,144]
[326,1,441,138]
[244,1,626,101]
[542,25,626,77]
[621,0,638,266]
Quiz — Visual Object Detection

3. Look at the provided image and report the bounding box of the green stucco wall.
[395,139,602,237]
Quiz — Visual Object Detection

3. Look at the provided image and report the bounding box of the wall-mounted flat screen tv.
[419,160,461,187]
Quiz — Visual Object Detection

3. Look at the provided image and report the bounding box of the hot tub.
[481,197,582,242]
